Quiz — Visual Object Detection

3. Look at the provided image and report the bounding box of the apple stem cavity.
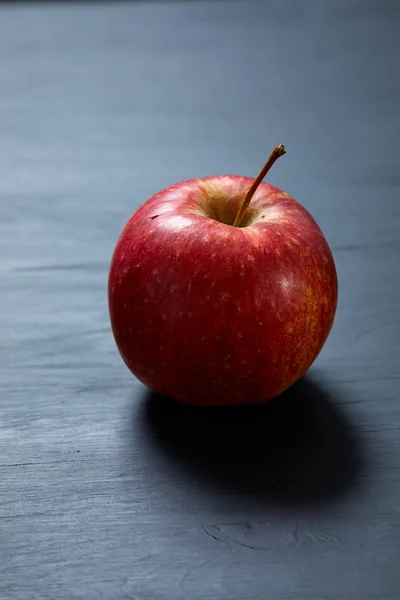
[233,144,286,227]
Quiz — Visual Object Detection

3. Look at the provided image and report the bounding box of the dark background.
[1,1,399,599]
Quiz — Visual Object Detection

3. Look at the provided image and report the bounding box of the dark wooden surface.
[1,1,399,598]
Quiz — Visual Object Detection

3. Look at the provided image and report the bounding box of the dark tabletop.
[1,1,399,599]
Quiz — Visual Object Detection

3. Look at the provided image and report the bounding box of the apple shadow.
[138,376,363,506]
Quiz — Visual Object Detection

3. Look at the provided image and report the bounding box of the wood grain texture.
[0,1,399,599]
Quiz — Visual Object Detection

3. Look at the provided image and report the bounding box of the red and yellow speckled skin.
[108,176,338,406]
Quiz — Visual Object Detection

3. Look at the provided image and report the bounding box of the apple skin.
[108,175,338,406]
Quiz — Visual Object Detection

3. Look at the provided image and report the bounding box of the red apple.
[108,146,337,406]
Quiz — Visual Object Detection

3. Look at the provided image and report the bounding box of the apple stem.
[232,144,286,227]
